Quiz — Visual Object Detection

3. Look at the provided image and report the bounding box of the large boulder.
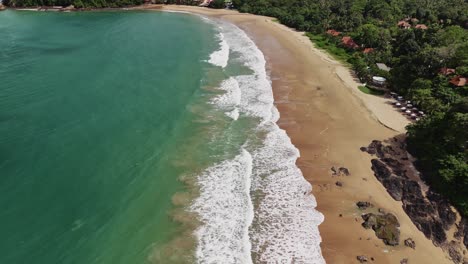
[356,201,373,210]
[362,213,400,246]
[404,238,416,249]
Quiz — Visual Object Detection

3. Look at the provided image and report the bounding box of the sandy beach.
[154,5,453,263]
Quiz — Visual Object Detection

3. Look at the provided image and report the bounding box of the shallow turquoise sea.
[0,10,220,264]
[0,9,326,264]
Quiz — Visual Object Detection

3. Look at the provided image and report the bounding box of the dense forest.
[232,0,468,216]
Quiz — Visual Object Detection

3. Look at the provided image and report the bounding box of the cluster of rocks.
[331,166,350,176]
[362,212,401,246]
[363,139,467,263]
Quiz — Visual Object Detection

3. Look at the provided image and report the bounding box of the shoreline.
[2,5,454,262]
[158,5,453,263]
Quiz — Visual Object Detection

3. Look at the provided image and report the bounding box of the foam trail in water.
[212,77,241,120]
[207,32,229,68]
[218,21,325,263]
[194,16,324,263]
[191,149,254,264]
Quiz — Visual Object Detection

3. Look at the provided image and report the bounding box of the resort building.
[397,21,411,29]
[326,29,341,37]
[341,36,359,49]
[449,76,467,87]
[376,63,391,72]
[415,24,428,30]
[363,48,374,54]
[439,67,456,76]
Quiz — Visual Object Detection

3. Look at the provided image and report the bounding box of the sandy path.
[156,5,451,263]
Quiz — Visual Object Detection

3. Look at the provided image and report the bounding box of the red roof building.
[439,67,456,75]
[415,24,428,30]
[341,36,359,49]
[449,76,467,87]
[397,21,411,29]
[326,29,342,37]
[363,48,374,54]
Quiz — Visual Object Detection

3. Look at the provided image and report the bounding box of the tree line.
[3,0,144,8]
[233,0,467,215]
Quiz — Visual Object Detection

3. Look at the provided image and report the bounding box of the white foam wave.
[217,21,325,263]
[207,32,229,68]
[191,149,254,264]
[193,17,324,263]
[212,77,241,120]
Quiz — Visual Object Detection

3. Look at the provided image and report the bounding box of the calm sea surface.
[0,10,325,264]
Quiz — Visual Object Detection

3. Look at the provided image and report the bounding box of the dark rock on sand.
[371,159,392,179]
[366,140,384,157]
[402,180,422,199]
[335,181,343,187]
[381,157,406,176]
[448,242,463,263]
[356,255,368,263]
[427,191,457,230]
[362,213,400,246]
[382,176,404,201]
[339,167,350,176]
[356,201,372,210]
[404,238,416,249]
[400,258,408,264]
[331,166,350,176]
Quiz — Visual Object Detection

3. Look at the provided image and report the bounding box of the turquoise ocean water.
[0,10,324,264]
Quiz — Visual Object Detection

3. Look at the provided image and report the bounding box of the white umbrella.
[405,110,411,114]
[401,107,407,111]
[418,111,424,115]
[407,104,413,107]
[396,103,401,106]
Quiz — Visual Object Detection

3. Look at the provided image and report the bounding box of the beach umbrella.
[401,107,407,111]
[407,104,413,107]
[405,110,411,114]
[416,118,420,121]
[418,111,424,115]
[396,103,401,106]
[411,113,417,117]
[412,107,418,111]
[406,101,411,104]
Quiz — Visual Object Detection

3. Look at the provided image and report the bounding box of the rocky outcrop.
[362,212,400,246]
[356,255,368,263]
[0,4,6,10]
[404,238,416,249]
[364,138,467,263]
[331,166,350,176]
[357,201,373,210]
